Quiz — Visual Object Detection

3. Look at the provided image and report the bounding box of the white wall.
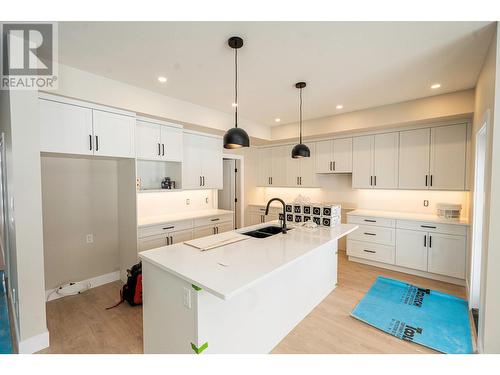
[51,64,271,140]
[137,189,218,219]
[40,156,120,290]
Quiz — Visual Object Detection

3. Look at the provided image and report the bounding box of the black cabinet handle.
[374,176,377,186]
[424,235,427,247]
[363,249,376,254]
[364,219,376,223]
[89,135,93,150]
[158,143,161,156]
[370,176,373,186]
[202,176,205,186]
[420,225,437,229]
[200,176,202,186]
[329,161,332,171]
[211,218,220,222]
[430,175,433,187]
[429,235,432,248]
[166,236,170,245]
[363,232,376,236]
[333,161,336,171]
[162,143,165,156]
[162,226,174,230]
[95,135,99,151]
[425,175,428,187]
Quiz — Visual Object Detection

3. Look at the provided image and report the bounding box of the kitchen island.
[139,221,358,354]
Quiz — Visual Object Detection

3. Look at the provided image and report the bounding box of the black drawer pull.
[364,219,376,223]
[162,226,174,230]
[363,232,376,236]
[363,249,376,254]
[420,225,437,229]
[211,218,220,221]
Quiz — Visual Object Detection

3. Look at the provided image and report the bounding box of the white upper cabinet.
[92,110,135,158]
[136,118,183,161]
[182,132,222,190]
[258,146,287,186]
[39,98,93,156]
[399,124,467,190]
[258,148,273,186]
[398,128,430,189]
[373,133,399,189]
[286,143,316,187]
[352,133,398,189]
[39,95,135,159]
[429,124,467,190]
[315,138,352,173]
[352,135,374,189]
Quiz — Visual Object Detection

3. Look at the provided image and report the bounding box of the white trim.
[222,153,245,228]
[182,128,222,139]
[348,256,466,286]
[18,330,49,354]
[136,115,183,129]
[45,271,121,302]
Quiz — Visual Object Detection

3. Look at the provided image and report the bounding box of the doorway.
[470,121,487,332]
[218,155,244,229]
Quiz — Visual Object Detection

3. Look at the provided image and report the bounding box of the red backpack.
[107,262,142,309]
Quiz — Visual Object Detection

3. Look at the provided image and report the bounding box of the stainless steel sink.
[242,225,292,238]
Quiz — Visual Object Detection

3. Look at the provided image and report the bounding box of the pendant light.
[223,36,250,149]
[291,82,310,158]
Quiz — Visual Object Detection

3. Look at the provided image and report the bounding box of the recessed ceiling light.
[336,104,343,109]
[158,76,167,83]
[275,118,281,123]
[232,102,238,107]
[431,83,441,89]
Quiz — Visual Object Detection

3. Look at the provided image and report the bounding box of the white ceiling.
[58,22,495,127]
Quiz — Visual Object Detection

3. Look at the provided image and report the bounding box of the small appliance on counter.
[436,203,462,220]
[161,177,176,190]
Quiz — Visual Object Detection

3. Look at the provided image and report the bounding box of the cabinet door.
[136,120,161,160]
[216,221,234,233]
[429,124,467,190]
[248,212,264,226]
[169,229,194,245]
[92,110,135,158]
[201,136,223,189]
[138,234,167,252]
[352,135,374,189]
[395,229,428,271]
[259,148,273,186]
[332,138,353,173]
[161,125,183,162]
[373,132,399,189]
[286,144,301,187]
[315,140,333,173]
[39,99,93,155]
[299,142,317,186]
[193,225,216,239]
[427,233,466,278]
[182,133,203,189]
[271,146,287,186]
[398,128,430,189]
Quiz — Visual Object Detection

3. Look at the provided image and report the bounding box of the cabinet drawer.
[347,215,396,228]
[347,240,395,265]
[138,219,193,238]
[396,220,467,236]
[194,213,233,227]
[347,225,395,246]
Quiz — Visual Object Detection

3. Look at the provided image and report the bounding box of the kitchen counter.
[347,209,469,226]
[140,221,357,353]
[140,221,357,300]
[138,209,234,227]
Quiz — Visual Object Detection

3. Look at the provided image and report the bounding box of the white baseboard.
[18,330,49,354]
[45,271,121,302]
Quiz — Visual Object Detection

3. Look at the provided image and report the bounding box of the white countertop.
[139,221,358,300]
[138,209,234,227]
[347,209,469,226]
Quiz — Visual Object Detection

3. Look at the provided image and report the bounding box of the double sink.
[242,225,292,239]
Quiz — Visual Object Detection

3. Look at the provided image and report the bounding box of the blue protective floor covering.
[0,271,14,354]
[351,276,473,354]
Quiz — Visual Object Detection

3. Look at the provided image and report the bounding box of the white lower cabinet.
[347,212,467,283]
[247,205,281,226]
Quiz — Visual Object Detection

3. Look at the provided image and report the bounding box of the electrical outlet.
[86,234,94,244]
[205,197,209,204]
[183,287,191,309]
[423,200,429,207]
[186,199,190,205]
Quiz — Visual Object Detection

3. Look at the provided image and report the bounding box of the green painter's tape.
[191,284,202,291]
[191,342,208,354]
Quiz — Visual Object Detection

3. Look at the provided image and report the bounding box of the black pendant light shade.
[291,81,310,158]
[224,36,250,149]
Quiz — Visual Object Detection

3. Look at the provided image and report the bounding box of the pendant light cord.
[299,87,303,143]
[235,48,238,128]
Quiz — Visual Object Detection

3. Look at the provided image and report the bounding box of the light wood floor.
[39,252,470,354]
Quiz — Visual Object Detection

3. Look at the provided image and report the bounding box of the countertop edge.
[347,209,469,226]
[138,209,234,228]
